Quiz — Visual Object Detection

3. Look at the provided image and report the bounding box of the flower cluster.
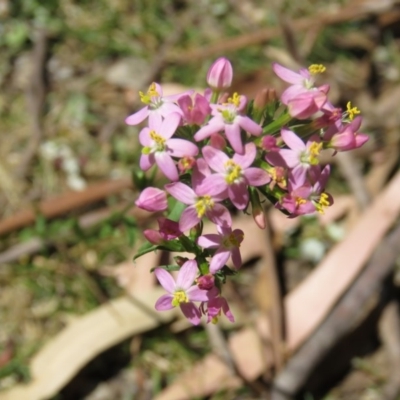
[127,57,368,325]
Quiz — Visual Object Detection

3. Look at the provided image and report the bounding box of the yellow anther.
[139,82,160,104]
[315,192,330,214]
[346,101,361,121]
[295,197,307,206]
[172,290,189,307]
[195,195,214,218]
[149,130,165,151]
[308,64,326,74]
[270,167,287,187]
[308,142,322,165]
[224,160,242,184]
[227,92,241,107]
[222,232,243,249]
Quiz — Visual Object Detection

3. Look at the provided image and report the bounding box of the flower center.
[195,195,214,218]
[224,160,242,184]
[150,130,166,152]
[301,142,322,165]
[139,82,163,109]
[222,231,243,249]
[270,167,287,187]
[172,290,189,307]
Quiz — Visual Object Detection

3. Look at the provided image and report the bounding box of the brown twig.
[0,201,151,264]
[16,28,48,179]
[271,222,400,399]
[0,178,132,236]
[379,301,400,400]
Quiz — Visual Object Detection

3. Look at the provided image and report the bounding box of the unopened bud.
[174,256,188,267]
[197,274,215,290]
[206,57,233,90]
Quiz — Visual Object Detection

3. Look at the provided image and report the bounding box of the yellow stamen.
[346,101,361,121]
[308,64,326,75]
[227,92,240,107]
[308,142,322,165]
[224,160,242,184]
[315,192,330,214]
[195,195,214,218]
[171,290,189,307]
[139,82,160,104]
[222,232,243,248]
[270,167,287,187]
[295,197,306,206]
[149,130,165,151]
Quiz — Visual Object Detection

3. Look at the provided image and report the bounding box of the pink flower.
[143,217,182,244]
[202,296,234,323]
[281,165,333,216]
[165,160,232,232]
[178,93,211,125]
[194,93,261,155]
[323,116,369,152]
[154,260,216,325]
[125,82,192,126]
[198,225,244,273]
[279,128,322,186]
[200,143,270,210]
[206,57,233,90]
[135,187,168,212]
[273,63,328,119]
[139,113,198,181]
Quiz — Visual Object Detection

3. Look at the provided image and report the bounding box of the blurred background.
[1,0,400,399]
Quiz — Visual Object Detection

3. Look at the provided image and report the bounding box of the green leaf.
[134,241,158,260]
[133,240,185,261]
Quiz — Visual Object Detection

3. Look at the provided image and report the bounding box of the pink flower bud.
[197,274,215,290]
[206,57,233,90]
[135,187,168,212]
[143,229,163,244]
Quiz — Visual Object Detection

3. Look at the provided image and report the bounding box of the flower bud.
[197,274,215,290]
[143,229,163,245]
[135,187,168,212]
[206,57,233,90]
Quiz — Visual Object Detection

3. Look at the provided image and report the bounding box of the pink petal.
[272,63,303,85]
[139,127,152,147]
[148,111,163,128]
[176,260,198,290]
[228,182,249,210]
[165,182,196,204]
[139,154,154,171]
[231,247,242,269]
[237,115,262,136]
[167,139,199,157]
[210,249,230,274]
[197,234,222,248]
[233,142,256,168]
[281,128,306,151]
[225,123,244,155]
[202,146,228,172]
[206,203,232,228]
[186,286,213,302]
[244,168,271,186]
[196,175,228,197]
[179,206,200,232]
[180,302,201,325]
[125,106,149,125]
[290,164,308,186]
[155,152,178,181]
[155,294,174,311]
[160,112,181,139]
[154,268,176,293]
[281,85,306,104]
[194,119,224,141]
